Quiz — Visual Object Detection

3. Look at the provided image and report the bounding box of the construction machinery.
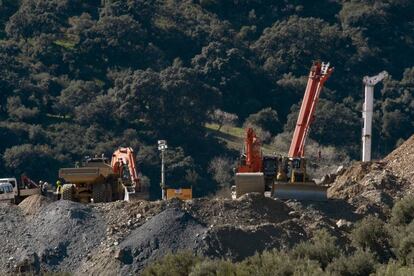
[234,61,333,200]
[234,128,277,197]
[58,147,149,203]
[272,61,333,200]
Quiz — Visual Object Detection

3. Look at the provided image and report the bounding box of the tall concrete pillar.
[362,71,388,162]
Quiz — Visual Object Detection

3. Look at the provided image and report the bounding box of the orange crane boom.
[288,62,334,158]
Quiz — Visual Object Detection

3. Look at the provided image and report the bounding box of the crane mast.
[288,62,334,158]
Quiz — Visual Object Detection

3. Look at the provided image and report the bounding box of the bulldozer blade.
[273,183,327,201]
[234,172,265,198]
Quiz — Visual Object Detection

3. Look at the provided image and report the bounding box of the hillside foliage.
[0,0,413,197]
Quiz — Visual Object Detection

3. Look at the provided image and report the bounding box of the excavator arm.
[234,128,265,198]
[288,62,334,158]
[237,128,263,173]
[273,61,333,201]
[111,147,140,193]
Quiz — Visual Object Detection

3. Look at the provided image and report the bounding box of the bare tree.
[209,109,238,131]
[208,156,235,188]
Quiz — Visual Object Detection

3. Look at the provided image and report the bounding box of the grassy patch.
[205,123,276,155]
[54,39,76,50]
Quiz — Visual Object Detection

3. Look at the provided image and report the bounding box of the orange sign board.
[166,187,192,200]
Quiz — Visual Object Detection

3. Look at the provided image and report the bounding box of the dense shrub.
[350,216,392,260]
[375,262,414,276]
[326,250,377,276]
[189,259,238,276]
[391,196,414,225]
[291,229,340,268]
[142,251,203,276]
[394,233,414,265]
[239,250,323,275]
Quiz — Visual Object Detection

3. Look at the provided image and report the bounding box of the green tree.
[3,144,65,181]
[244,107,281,135]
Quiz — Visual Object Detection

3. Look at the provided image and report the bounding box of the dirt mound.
[18,195,52,216]
[327,135,414,217]
[0,203,27,273]
[116,208,207,274]
[80,194,357,274]
[186,193,291,226]
[385,135,414,185]
[202,220,307,261]
[329,162,403,217]
[1,200,106,274]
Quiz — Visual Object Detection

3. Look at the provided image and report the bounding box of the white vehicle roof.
[0,178,17,182]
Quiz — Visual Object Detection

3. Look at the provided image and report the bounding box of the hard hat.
[39,180,44,184]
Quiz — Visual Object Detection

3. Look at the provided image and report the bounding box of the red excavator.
[234,128,265,197]
[237,128,263,173]
[235,61,333,200]
[273,61,333,200]
[59,147,149,203]
[235,128,278,197]
[111,147,141,195]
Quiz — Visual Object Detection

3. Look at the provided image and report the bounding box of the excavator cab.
[263,156,278,190]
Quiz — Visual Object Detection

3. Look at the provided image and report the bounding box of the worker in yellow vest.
[56,180,62,200]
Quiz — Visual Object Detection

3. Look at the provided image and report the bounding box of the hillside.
[0,0,414,198]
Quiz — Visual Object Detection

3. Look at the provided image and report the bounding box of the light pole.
[158,140,168,200]
[362,71,388,162]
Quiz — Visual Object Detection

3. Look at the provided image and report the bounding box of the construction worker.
[41,182,49,196]
[56,179,62,200]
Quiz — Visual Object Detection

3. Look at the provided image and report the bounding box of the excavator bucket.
[273,182,327,201]
[234,172,265,198]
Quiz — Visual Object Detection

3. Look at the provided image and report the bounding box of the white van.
[0,182,15,201]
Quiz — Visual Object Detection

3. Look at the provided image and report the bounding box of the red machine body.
[111,147,141,192]
[288,62,334,158]
[237,128,263,173]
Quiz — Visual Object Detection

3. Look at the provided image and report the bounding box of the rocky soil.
[0,136,413,275]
